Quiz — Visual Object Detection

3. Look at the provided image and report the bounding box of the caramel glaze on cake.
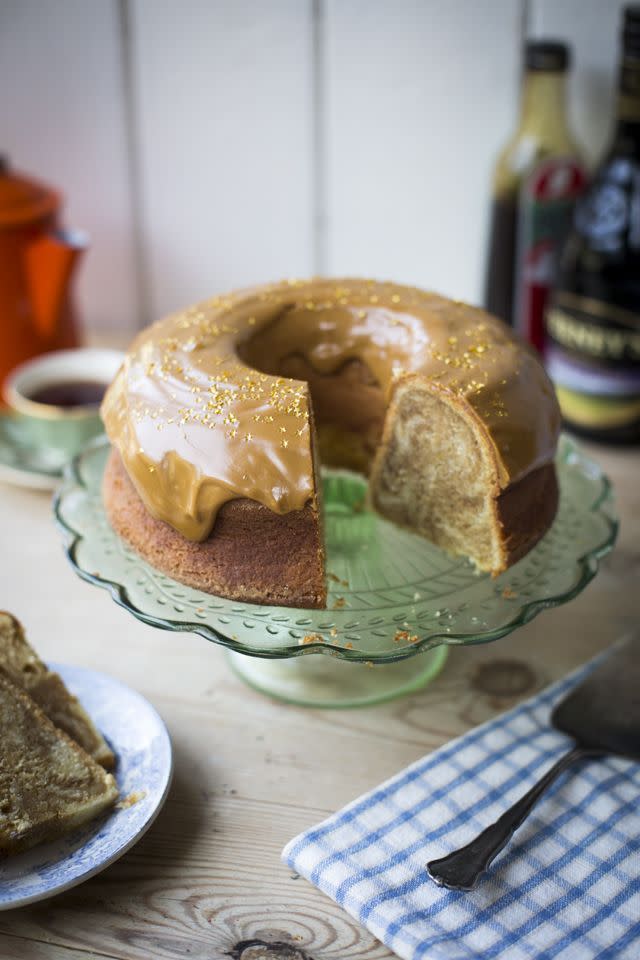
[101,278,561,608]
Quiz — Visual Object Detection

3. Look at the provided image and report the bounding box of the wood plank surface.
[2,1,625,340]
[0,0,140,336]
[130,0,316,322]
[0,431,637,959]
[323,0,525,304]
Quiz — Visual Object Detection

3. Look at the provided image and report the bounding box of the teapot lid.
[0,155,59,228]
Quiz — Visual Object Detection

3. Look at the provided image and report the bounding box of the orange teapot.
[0,156,86,394]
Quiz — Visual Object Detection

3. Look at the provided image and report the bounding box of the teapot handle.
[25,229,87,341]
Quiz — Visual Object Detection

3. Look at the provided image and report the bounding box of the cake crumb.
[394,629,419,644]
[329,627,338,637]
[502,587,517,599]
[333,597,346,609]
[328,573,349,588]
[344,641,353,649]
[117,790,146,810]
[299,633,324,645]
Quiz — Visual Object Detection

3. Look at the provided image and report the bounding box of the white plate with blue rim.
[0,663,173,909]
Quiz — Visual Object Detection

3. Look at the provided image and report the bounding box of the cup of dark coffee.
[3,348,123,461]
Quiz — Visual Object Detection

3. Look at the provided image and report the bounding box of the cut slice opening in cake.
[369,379,505,574]
[238,312,388,477]
[238,306,508,575]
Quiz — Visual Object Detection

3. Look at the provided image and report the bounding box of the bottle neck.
[613,57,640,146]
[517,70,571,143]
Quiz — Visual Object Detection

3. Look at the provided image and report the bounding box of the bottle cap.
[525,41,569,72]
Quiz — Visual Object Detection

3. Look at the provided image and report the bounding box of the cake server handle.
[425,745,592,891]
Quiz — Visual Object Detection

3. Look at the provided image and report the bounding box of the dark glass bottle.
[485,42,585,350]
[546,6,640,442]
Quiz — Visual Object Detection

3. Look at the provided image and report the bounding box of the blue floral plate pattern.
[0,663,172,909]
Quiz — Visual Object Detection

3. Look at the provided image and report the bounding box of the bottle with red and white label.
[485,42,586,349]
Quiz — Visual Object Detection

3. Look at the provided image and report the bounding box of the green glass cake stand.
[53,436,617,707]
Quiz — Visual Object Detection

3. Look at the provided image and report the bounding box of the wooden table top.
[0,435,637,960]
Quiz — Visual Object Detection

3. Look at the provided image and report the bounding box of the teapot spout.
[25,229,87,342]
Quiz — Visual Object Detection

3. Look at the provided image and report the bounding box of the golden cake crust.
[495,462,559,568]
[103,450,326,608]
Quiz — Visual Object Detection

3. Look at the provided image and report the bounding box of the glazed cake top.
[101,278,561,541]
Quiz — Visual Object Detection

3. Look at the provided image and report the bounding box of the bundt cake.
[101,278,561,608]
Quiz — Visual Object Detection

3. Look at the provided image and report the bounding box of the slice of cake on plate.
[0,611,114,769]
[0,672,118,856]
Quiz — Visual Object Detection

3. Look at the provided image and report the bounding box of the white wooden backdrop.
[0,0,625,335]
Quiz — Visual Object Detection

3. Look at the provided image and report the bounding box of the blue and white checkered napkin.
[283,656,640,960]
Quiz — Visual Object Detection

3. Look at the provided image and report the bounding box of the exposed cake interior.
[239,313,503,572]
[370,380,504,573]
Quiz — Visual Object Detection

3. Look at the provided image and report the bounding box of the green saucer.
[0,414,67,490]
[53,435,617,707]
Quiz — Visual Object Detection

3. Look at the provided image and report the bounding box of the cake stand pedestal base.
[226,647,449,708]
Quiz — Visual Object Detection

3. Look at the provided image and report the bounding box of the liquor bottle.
[485,41,586,349]
[546,6,640,442]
